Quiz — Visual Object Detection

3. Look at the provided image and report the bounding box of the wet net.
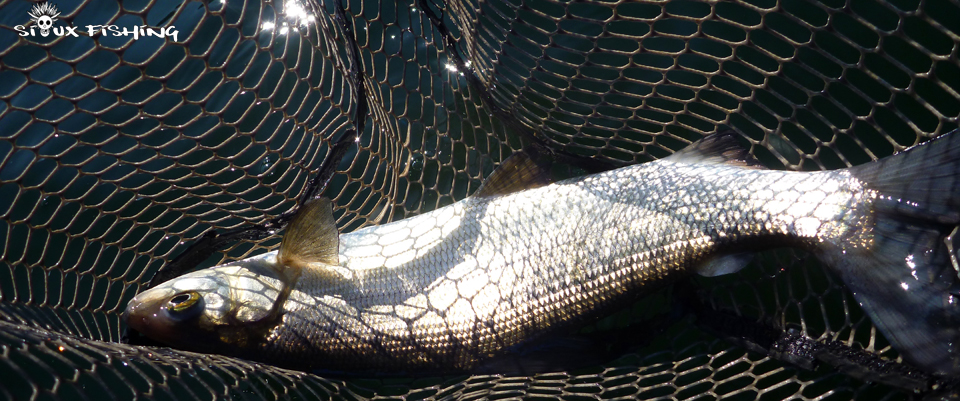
[1,0,958,398]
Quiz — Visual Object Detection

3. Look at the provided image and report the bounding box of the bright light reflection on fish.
[125,131,960,376]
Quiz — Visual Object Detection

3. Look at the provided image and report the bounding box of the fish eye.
[165,291,204,319]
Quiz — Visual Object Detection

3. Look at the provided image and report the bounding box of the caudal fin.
[851,131,960,224]
[827,130,960,376]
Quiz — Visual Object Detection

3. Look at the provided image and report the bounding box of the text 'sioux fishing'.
[125,130,960,376]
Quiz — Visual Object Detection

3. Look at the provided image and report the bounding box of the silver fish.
[124,131,960,375]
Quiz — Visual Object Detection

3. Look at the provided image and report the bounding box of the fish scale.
[266,159,868,370]
[125,131,960,376]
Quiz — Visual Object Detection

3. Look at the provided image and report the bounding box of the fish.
[124,130,960,376]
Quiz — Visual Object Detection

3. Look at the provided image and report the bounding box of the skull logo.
[27,2,60,37]
[36,16,53,36]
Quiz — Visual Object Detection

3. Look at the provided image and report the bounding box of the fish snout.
[124,295,155,331]
[123,289,181,344]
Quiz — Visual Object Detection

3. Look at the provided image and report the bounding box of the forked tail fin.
[825,130,960,376]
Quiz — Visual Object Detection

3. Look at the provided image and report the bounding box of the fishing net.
[1,0,958,398]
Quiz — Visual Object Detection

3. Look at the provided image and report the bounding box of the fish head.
[124,256,289,353]
[125,198,341,356]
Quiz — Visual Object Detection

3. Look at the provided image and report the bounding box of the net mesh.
[1,0,958,398]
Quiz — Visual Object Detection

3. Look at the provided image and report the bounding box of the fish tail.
[828,130,960,376]
[851,130,960,224]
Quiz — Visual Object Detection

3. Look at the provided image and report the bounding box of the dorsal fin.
[474,150,552,198]
[277,198,340,269]
[665,131,764,168]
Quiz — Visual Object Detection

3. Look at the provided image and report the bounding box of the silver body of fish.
[125,132,960,376]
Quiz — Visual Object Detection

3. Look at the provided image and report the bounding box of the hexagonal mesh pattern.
[0,0,957,398]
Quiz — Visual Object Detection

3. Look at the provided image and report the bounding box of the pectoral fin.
[278,198,340,269]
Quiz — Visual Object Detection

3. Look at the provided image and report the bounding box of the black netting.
[1,0,958,398]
